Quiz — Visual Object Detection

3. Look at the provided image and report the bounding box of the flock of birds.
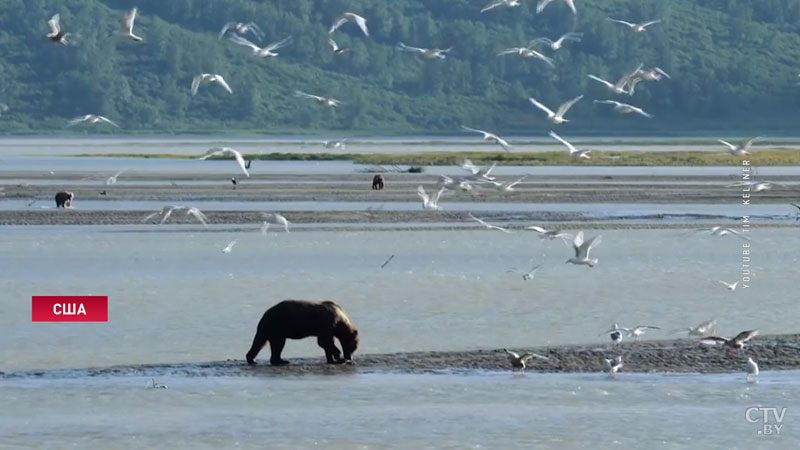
[37,3,787,381]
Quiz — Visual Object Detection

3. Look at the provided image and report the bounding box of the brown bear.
[372,174,384,190]
[246,299,359,366]
[55,191,74,208]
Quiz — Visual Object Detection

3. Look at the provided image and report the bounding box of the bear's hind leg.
[317,335,343,364]
[246,328,269,365]
[269,337,290,366]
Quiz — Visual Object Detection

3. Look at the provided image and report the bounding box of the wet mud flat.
[4,335,798,380]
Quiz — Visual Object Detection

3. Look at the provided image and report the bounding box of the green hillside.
[1,0,799,134]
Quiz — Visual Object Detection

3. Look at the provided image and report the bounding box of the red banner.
[32,296,108,322]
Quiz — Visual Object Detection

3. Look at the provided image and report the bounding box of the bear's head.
[341,329,359,360]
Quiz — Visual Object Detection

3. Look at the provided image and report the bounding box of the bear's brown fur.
[246,299,359,366]
[55,191,73,208]
[372,174,384,190]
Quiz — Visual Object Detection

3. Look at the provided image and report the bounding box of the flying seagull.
[229,35,291,58]
[67,115,119,128]
[530,32,582,51]
[503,348,549,369]
[700,330,759,350]
[717,137,761,156]
[718,280,739,291]
[627,325,660,339]
[746,357,759,383]
[200,147,250,177]
[46,14,70,45]
[222,240,238,254]
[468,213,512,233]
[594,100,653,118]
[603,356,623,377]
[481,0,521,13]
[417,185,446,210]
[509,262,544,281]
[191,74,232,96]
[397,43,453,59]
[323,138,347,149]
[525,226,573,243]
[295,90,341,108]
[669,319,717,338]
[529,95,583,124]
[691,226,751,241]
[461,159,497,181]
[498,47,554,67]
[105,171,124,185]
[329,12,369,37]
[549,130,591,159]
[219,22,264,41]
[328,38,349,54]
[536,0,577,15]
[143,205,209,226]
[484,176,527,193]
[588,65,643,95]
[727,180,782,192]
[461,125,512,151]
[261,213,290,233]
[566,231,601,267]
[146,378,167,389]
[606,18,661,33]
[116,8,143,41]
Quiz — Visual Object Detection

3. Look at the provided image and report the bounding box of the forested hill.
[1,0,800,134]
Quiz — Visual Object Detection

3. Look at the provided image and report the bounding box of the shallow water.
[1,371,797,449]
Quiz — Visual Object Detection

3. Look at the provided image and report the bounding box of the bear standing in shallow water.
[246,299,359,366]
[372,174,384,190]
[55,191,73,208]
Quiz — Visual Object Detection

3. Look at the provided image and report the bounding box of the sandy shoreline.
[2,334,797,379]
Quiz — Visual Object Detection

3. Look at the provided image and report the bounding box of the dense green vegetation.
[2,0,800,134]
[77,149,800,166]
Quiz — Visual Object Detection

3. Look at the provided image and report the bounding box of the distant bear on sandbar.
[55,191,73,208]
[246,299,359,366]
[372,174,384,190]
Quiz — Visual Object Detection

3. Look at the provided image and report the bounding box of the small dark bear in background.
[372,174,385,190]
[246,299,359,366]
[55,191,74,208]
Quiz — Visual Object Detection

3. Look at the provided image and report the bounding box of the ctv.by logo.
[746,407,786,436]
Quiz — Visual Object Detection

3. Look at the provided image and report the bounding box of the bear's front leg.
[317,335,343,364]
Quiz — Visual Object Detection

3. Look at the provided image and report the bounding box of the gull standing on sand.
[481,0,521,13]
[222,240,238,254]
[328,38,349,55]
[295,91,341,108]
[417,185,446,210]
[525,226,573,243]
[588,65,643,95]
[536,0,577,14]
[497,47,554,67]
[329,12,369,37]
[191,74,232,96]
[46,14,70,45]
[67,115,119,128]
[566,231,602,267]
[461,126,512,152]
[116,8,143,41]
[397,43,453,59]
[669,319,718,338]
[530,32,582,51]
[718,280,739,291]
[229,35,291,58]
[503,348,549,369]
[700,330,759,350]
[219,22,264,41]
[529,95,583,124]
[594,100,653,118]
[718,137,761,156]
[746,357,759,383]
[105,171,124,185]
[603,356,623,377]
[549,131,591,159]
[606,18,661,33]
[484,176,527,193]
[468,213,512,233]
[200,147,250,177]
